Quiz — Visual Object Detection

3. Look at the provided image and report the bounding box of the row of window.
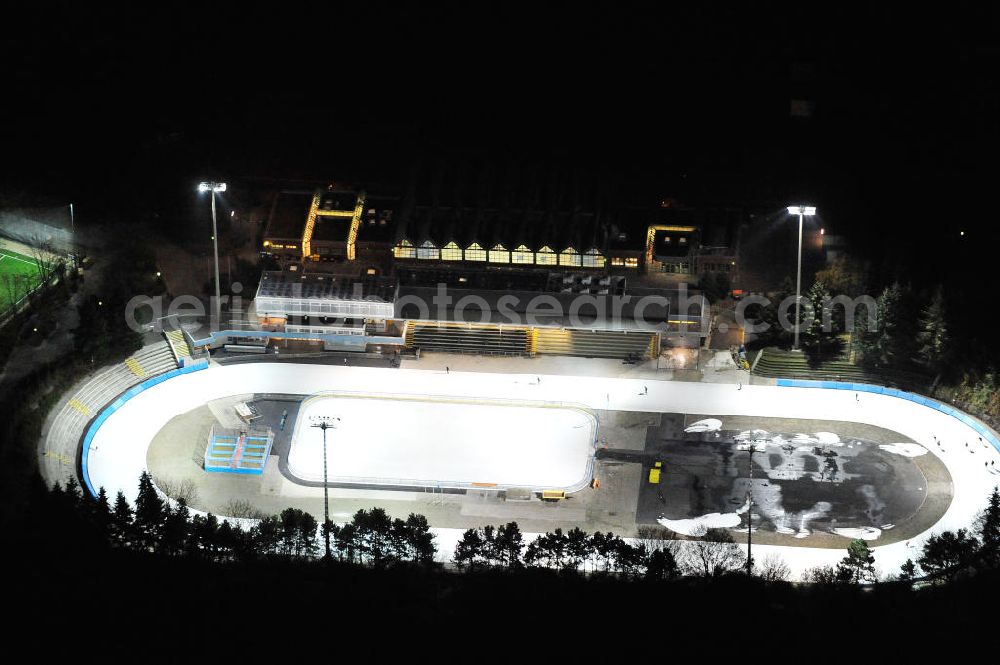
[393,241,634,268]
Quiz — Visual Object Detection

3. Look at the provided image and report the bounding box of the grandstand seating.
[42,341,180,483]
[408,322,530,356]
[534,328,656,360]
[752,347,930,390]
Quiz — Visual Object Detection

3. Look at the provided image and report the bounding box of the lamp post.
[310,415,340,559]
[786,205,816,351]
[746,441,758,577]
[198,182,227,327]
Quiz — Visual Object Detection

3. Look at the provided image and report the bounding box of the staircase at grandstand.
[164,329,193,364]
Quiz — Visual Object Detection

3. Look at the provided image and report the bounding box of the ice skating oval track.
[73,361,1000,576]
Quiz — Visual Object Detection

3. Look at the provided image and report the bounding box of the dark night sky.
[2,3,998,282]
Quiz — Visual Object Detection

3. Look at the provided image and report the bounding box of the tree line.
[51,472,1000,589]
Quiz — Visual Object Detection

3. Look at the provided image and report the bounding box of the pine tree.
[645,547,680,581]
[565,527,591,572]
[873,282,904,368]
[134,472,164,551]
[252,516,282,558]
[976,487,1000,568]
[401,513,435,564]
[918,528,978,579]
[898,559,917,583]
[111,491,134,548]
[297,512,319,558]
[801,281,835,359]
[914,285,950,374]
[93,487,113,541]
[837,538,877,583]
[495,522,524,569]
[160,498,190,556]
[454,528,485,570]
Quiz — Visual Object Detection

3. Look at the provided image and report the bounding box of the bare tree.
[682,528,747,578]
[755,554,791,583]
[223,498,267,520]
[636,525,676,552]
[154,475,199,505]
[28,237,58,282]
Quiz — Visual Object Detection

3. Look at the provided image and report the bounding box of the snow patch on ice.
[878,443,928,458]
[832,526,882,541]
[658,512,742,536]
[685,418,723,433]
[814,432,842,444]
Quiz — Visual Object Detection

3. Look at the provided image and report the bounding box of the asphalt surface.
[628,412,930,539]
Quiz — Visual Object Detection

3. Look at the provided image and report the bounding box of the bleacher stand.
[41,341,182,487]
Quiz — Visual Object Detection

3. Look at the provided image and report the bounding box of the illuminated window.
[611,257,624,266]
[582,248,605,268]
[536,246,557,265]
[465,242,486,261]
[394,239,416,259]
[489,243,510,263]
[679,237,688,244]
[417,240,440,260]
[663,236,672,244]
[625,257,639,268]
[512,244,534,264]
[441,241,463,261]
[559,247,581,267]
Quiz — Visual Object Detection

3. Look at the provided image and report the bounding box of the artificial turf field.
[0,248,42,313]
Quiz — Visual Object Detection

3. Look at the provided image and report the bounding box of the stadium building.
[241,174,740,360]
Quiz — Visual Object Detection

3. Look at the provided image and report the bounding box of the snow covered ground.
[82,362,1000,578]
[287,394,595,490]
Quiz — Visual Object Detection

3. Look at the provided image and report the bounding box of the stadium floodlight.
[310,415,340,560]
[197,182,228,326]
[786,205,817,351]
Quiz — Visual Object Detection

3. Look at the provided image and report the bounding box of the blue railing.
[80,360,209,497]
[775,379,1000,453]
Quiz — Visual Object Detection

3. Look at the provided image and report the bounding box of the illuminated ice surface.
[288,395,595,489]
[82,362,1000,578]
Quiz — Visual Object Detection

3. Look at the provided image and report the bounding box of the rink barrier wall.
[775,379,1000,453]
[79,359,209,496]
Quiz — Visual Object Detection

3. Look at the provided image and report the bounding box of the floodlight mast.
[310,416,340,559]
[786,206,817,351]
[197,182,227,327]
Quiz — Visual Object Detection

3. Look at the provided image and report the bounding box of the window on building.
[465,242,487,261]
[559,247,581,267]
[536,246,557,265]
[441,242,463,261]
[512,244,534,264]
[394,239,416,259]
[625,257,639,268]
[489,243,510,263]
[679,237,688,244]
[611,257,624,266]
[417,240,440,260]
[582,248,606,268]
